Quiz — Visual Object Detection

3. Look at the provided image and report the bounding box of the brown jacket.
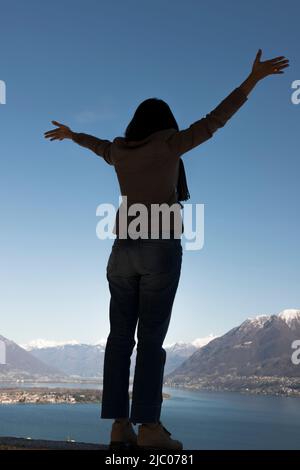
[72,86,248,237]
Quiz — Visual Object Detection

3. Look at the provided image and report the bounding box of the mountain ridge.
[24,336,216,378]
[0,334,65,380]
[164,309,300,394]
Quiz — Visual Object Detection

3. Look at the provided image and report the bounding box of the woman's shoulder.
[112,129,177,147]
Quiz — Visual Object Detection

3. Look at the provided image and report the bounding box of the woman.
[44,49,289,450]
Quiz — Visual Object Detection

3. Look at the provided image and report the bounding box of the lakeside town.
[0,388,171,405]
[0,388,101,405]
[164,375,300,398]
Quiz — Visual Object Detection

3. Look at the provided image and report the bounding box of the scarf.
[177,158,190,202]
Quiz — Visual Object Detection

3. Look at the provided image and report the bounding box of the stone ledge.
[0,436,109,450]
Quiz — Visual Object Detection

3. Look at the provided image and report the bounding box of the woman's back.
[111,128,180,206]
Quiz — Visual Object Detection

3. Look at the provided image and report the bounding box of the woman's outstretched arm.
[44,121,113,165]
[166,49,289,157]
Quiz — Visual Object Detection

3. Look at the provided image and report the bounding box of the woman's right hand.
[44,121,74,141]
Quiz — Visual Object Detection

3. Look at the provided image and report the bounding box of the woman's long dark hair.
[124,98,190,201]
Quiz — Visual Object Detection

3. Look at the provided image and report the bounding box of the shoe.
[109,420,138,451]
[137,420,183,450]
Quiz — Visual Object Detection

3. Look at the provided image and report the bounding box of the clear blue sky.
[0,0,299,345]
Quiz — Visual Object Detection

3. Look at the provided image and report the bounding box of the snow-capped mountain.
[165,309,300,385]
[191,334,217,348]
[242,310,300,330]
[26,343,106,378]
[241,315,270,330]
[22,338,107,351]
[278,309,300,328]
[164,335,216,350]
[23,339,81,351]
[24,336,215,378]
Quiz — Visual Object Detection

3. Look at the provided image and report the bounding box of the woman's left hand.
[251,49,289,80]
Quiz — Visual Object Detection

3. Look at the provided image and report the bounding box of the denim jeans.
[101,237,182,424]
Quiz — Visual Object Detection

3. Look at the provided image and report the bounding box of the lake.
[0,385,300,449]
